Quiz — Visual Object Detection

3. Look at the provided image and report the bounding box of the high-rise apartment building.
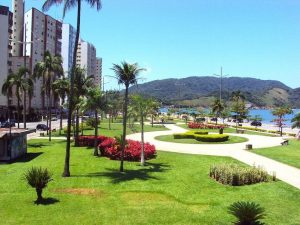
[0,5,13,116]
[95,57,102,88]
[11,0,24,57]
[24,8,62,110]
[61,23,76,77]
[76,39,96,77]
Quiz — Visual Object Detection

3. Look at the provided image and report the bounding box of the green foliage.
[291,113,300,129]
[173,131,228,142]
[23,167,53,203]
[210,164,273,186]
[86,117,100,129]
[228,201,266,225]
[24,166,53,189]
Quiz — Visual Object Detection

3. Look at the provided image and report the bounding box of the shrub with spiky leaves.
[24,167,53,204]
[228,201,266,225]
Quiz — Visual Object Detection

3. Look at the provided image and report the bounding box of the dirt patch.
[53,188,105,197]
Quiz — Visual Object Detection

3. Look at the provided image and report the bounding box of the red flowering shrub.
[188,122,224,130]
[77,135,107,147]
[101,139,156,161]
[77,135,156,161]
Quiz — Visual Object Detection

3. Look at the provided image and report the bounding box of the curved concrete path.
[127,124,300,189]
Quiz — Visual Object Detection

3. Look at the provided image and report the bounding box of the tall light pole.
[213,67,229,103]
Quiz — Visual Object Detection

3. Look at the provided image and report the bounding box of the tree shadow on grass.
[28,143,49,148]
[34,197,60,205]
[79,162,170,184]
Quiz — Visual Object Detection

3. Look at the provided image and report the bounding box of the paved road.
[127,124,300,189]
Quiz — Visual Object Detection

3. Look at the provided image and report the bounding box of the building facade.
[11,0,24,57]
[95,57,102,88]
[76,39,96,77]
[24,8,62,110]
[61,23,76,77]
[0,5,13,115]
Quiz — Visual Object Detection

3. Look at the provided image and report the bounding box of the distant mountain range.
[129,76,300,108]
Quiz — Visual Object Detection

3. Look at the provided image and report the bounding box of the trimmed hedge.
[209,164,275,186]
[173,131,229,142]
[194,134,229,142]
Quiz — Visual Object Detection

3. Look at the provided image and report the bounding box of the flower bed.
[188,122,224,129]
[77,135,156,161]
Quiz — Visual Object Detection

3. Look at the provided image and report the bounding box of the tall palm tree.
[73,67,94,146]
[84,87,106,156]
[34,51,63,141]
[3,68,32,128]
[211,98,225,125]
[111,62,145,172]
[42,0,102,177]
[2,76,14,125]
[52,77,70,135]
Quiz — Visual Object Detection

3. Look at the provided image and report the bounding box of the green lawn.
[50,123,168,137]
[177,124,275,136]
[1,139,300,224]
[155,134,248,144]
[253,139,300,169]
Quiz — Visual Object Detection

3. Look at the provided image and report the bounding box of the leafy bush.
[78,135,156,161]
[209,164,274,186]
[80,122,93,130]
[188,122,224,129]
[78,135,108,147]
[103,139,156,161]
[86,117,100,128]
[195,134,229,142]
[228,201,266,225]
[23,167,53,204]
[173,131,229,142]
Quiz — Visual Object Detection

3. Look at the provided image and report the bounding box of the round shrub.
[173,133,195,139]
[194,134,229,142]
[209,164,274,186]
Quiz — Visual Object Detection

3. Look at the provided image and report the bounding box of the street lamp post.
[213,66,229,103]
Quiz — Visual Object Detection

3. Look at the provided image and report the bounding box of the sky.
[2,0,300,90]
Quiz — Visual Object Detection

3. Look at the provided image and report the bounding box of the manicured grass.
[1,139,300,224]
[177,124,275,136]
[155,134,248,144]
[253,139,300,169]
[50,123,168,137]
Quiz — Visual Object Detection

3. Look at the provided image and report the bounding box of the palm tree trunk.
[108,113,111,130]
[17,98,20,128]
[75,109,79,146]
[151,114,154,127]
[120,85,129,172]
[63,0,81,177]
[49,92,52,142]
[59,103,63,135]
[23,91,26,129]
[94,110,98,156]
[141,113,145,166]
[36,188,43,204]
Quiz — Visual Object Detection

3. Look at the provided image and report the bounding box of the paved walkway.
[127,124,300,189]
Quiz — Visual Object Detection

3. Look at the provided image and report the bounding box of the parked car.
[51,117,58,121]
[211,118,217,121]
[36,124,49,131]
[250,121,262,126]
[0,121,15,128]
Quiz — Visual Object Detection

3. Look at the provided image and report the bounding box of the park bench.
[52,128,56,132]
[40,132,45,137]
[281,140,289,146]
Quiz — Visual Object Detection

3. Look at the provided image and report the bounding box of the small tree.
[23,167,53,204]
[228,201,266,225]
[231,91,248,132]
[211,98,225,125]
[272,106,292,136]
[130,95,156,166]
